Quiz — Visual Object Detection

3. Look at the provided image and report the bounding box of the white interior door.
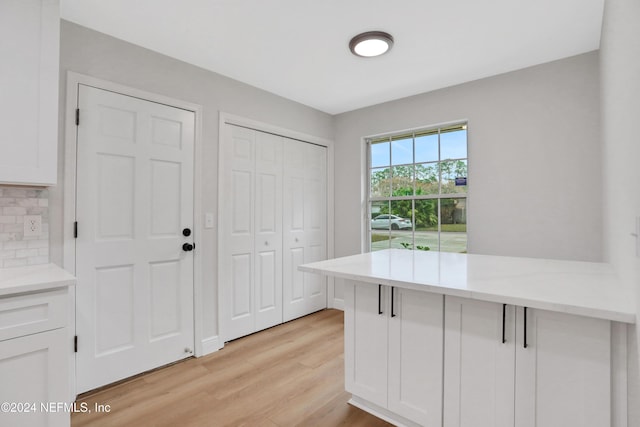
[283,139,327,321]
[75,84,195,393]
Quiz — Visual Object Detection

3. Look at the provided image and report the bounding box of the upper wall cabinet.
[0,0,59,186]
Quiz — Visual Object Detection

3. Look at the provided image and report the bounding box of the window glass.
[370,140,390,168]
[370,167,391,198]
[440,159,467,194]
[391,165,413,196]
[415,163,439,195]
[440,198,467,253]
[415,132,438,163]
[440,127,467,160]
[367,122,468,253]
[391,135,413,165]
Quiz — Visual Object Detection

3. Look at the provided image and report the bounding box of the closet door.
[283,139,327,321]
[220,125,255,341]
[254,132,283,331]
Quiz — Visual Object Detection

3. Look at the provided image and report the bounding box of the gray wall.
[333,51,601,299]
[600,0,640,419]
[51,20,334,342]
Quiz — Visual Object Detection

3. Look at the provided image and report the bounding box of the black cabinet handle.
[391,287,396,318]
[502,304,506,344]
[378,284,383,315]
[523,307,528,348]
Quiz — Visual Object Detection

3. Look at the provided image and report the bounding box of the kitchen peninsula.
[300,249,635,427]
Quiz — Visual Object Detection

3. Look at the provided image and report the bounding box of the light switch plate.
[205,213,214,229]
[24,215,42,237]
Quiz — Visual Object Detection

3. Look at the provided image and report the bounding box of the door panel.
[254,132,283,331]
[76,85,195,393]
[283,140,327,321]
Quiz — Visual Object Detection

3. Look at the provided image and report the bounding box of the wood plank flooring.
[72,309,391,427]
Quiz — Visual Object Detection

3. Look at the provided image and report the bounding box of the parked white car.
[371,214,413,230]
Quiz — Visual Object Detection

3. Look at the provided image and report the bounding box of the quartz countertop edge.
[299,249,636,324]
[0,263,76,297]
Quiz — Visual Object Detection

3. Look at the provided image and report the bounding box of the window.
[367,123,468,253]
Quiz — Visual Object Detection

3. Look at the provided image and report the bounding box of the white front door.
[75,84,195,393]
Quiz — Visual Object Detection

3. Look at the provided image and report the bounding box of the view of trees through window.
[368,123,468,253]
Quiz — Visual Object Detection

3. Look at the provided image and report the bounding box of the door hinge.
[74,221,78,238]
[75,108,80,126]
[74,335,78,353]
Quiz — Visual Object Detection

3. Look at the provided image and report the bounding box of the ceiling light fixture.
[349,31,394,58]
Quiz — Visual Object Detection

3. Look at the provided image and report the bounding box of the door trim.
[63,72,204,398]
[217,112,336,345]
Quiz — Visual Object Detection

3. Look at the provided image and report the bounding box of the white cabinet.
[220,124,327,342]
[0,288,70,427]
[444,296,611,427]
[444,297,515,427]
[0,0,59,185]
[514,307,610,427]
[344,280,443,426]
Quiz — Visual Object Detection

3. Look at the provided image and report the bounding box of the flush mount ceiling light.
[349,31,394,58]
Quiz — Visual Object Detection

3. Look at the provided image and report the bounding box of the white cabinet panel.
[515,308,611,427]
[389,287,443,426]
[345,281,444,426]
[344,281,388,407]
[444,297,515,427]
[0,0,59,185]
[0,329,69,427]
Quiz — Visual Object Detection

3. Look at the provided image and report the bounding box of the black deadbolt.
[182,228,191,237]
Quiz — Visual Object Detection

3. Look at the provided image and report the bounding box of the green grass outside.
[371,234,392,243]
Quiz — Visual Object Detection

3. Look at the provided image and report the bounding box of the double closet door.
[220,124,327,342]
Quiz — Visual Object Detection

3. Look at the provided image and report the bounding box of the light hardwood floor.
[72,309,390,426]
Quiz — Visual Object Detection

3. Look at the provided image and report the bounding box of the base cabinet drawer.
[0,288,67,342]
[0,328,70,427]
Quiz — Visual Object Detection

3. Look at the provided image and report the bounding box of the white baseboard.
[200,336,222,356]
[332,298,344,311]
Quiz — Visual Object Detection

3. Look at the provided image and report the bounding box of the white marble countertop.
[300,249,636,324]
[0,263,76,297]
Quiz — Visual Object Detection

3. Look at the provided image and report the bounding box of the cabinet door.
[515,308,610,427]
[444,296,515,427]
[0,329,69,427]
[0,0,59,185]
[388,288,443,426]
[344,280,388,408]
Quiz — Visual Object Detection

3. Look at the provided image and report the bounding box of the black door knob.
[182,243,194,252]
[183,228,191,237]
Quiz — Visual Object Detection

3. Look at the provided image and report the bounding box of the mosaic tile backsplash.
[0,186,49,268]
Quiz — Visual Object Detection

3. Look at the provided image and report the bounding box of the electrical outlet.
[24,215,42,237]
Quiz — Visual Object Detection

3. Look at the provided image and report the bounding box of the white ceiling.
[60,0,605,115]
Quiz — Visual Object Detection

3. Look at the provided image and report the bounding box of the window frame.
[365,122,468,253]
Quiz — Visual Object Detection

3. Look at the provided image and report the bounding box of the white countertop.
[0,263,76,297]
[300,249,636,324]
